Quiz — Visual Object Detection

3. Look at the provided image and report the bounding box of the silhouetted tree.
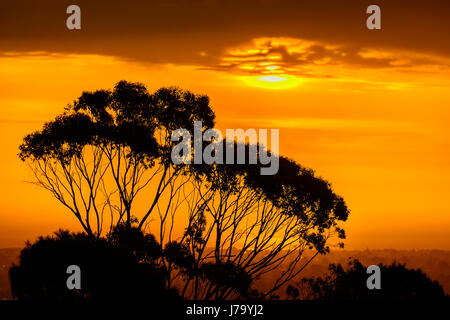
[289,258,448,300]
[19,81,349,299]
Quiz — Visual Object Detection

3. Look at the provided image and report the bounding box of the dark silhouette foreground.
[9,228,178,300]
[9,225,256,300]
[287,259,448,300]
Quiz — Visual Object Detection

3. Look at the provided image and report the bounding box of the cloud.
[2,0,450,70]
[205,37,450,78]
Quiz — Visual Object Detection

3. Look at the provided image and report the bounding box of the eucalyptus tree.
[19,81,349,299]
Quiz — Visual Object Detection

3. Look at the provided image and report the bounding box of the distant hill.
[1,248,449,299]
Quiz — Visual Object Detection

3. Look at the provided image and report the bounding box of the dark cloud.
[1,0,449,72]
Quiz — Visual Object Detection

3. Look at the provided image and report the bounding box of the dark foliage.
[290,258,447,300]
[9,226,255,300]
[9,229,177,300]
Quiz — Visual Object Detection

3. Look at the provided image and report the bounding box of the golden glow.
[0,51,449,250]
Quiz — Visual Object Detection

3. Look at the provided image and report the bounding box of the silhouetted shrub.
[290,258,447,300]
[9,229,178,300]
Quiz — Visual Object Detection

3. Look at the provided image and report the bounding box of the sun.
[259,75,287,82]
[240,74,302,89]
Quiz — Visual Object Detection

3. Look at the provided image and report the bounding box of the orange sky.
[0,0,449,249]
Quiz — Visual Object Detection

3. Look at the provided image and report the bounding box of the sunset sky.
[0,0,449,249]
